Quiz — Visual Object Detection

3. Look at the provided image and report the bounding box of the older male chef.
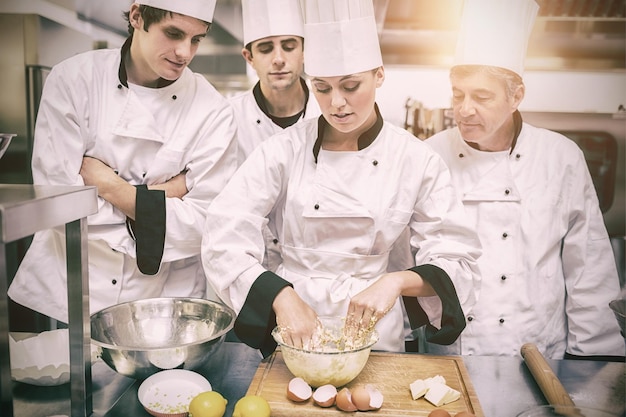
[9,0,238,323]
[229,0,321,273]
[425,0,625,359]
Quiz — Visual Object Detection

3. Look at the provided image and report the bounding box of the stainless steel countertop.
[1,185,97,417]
[11,341,625,417]
[0,184,97,242]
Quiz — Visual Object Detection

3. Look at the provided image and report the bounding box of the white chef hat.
[454,0,539,76]
[303,0,383,77]
[135,0,216,23]
[242,0,304,46]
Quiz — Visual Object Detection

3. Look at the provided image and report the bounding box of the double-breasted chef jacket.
[202,106,482,356]
[229,78,321,164]
[9,37,239,323]
[228,79,320,273]
[425,111,625,359]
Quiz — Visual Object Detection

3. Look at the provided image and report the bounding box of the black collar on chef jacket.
[312,103,384,163]
[509,110,523,154]
[117,37,175,89]
[252,78,311,128]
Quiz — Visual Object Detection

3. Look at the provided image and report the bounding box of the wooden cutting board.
[247,350,484,416]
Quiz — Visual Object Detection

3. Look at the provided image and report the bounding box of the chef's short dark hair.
[123,5,211,36]
[451,65,524,99]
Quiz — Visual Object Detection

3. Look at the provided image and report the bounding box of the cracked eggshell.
[287,377,312,402]
[312,384,337,407]
[367,385,384,410]
[350,384,384,411]
[350,385,371,411]
[335,387,358,412]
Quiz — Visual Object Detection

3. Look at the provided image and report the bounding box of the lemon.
[232,395,271,417]
[189,391,227,417]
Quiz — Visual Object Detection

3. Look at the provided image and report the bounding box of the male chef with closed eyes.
[425,0,624,360]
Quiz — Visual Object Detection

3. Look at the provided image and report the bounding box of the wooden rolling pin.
[521,343,576,407]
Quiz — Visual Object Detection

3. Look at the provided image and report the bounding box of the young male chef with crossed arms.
[9,0,238,323]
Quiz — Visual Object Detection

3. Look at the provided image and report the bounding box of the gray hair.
[450,65,524,99]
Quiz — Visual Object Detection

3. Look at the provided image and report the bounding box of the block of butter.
[409,378,428,400]
[424,381,460,407]
[409,375,446,400]
[409,374,460,406]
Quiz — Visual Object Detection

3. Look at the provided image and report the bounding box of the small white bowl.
[138,369,212,417]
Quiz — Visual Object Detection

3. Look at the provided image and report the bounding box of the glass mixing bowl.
[272,316,378,388]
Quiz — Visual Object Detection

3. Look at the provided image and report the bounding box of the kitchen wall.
[0,13,101,184]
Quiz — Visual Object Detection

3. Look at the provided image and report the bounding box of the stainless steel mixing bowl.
[91,297,235,380]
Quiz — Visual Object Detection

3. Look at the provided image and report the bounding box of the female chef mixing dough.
[201,0,481,355]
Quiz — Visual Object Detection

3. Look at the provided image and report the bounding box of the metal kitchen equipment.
[0,184,97,417]
[91,297,235,380]
[0,134,16,161]
[403,99,454,139]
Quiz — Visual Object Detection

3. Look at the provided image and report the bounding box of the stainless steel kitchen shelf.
[0,184,97,417]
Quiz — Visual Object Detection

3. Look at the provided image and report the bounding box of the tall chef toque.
[136,0,216,23]
[303,0,383,77]
[242,0,304,47]
[454,0,539,76]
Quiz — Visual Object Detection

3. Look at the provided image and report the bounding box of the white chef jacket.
[228,80,321,273]
[8,39,238,323]
[229,80,321,164]
[202,111,481,353]
[425,120,625,359]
